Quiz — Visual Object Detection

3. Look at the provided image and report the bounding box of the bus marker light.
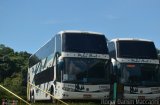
[127,64,135,68]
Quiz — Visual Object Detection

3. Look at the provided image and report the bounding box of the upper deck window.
[62,33,108,54]
[117,40,158,59]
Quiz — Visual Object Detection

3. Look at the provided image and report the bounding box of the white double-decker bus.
[27,30,111,102]
[108,38,160,101]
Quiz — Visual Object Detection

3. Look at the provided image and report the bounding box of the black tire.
[50,87,57,103]
[30,91,35,103]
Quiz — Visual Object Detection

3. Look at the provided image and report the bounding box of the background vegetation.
[0,44,31,100]
[0,44,160,104]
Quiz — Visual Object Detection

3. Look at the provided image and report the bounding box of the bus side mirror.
[58,60,64,70]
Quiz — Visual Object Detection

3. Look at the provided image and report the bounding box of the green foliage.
[0,44,31,99]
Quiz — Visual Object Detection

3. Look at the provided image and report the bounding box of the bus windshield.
[121,63,160,86]
[63,58,110,84]
[117,41,158,59]
[62,33,108,54]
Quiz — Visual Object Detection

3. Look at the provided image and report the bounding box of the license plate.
[138,96,145,99]
[83,94,92,98]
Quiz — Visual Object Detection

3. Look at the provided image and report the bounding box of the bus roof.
[58,30,104,35]
[110,38,153,42]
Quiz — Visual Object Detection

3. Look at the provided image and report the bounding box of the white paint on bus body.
[123,86,160,99]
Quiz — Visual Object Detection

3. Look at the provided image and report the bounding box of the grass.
[32,102,102,105]
[1,100,103,105]
[30,100,103,105]
[0,96,104,105]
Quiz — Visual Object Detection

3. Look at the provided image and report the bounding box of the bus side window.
[108,42,116,58]
[34,66,54,85]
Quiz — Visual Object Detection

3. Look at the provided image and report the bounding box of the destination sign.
[117,58,159,64]
[62,52,109,59]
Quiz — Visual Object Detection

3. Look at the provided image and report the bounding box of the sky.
[0,0,160,54]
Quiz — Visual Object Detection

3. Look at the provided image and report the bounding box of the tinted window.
[121,63,160,86]
[34,67,54,85]
[117,41,158,59]
[62,33,108,54]
[29,36,56,67]
[63,58,110,84]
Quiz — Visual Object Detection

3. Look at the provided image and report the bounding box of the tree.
[0,44,31,99]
